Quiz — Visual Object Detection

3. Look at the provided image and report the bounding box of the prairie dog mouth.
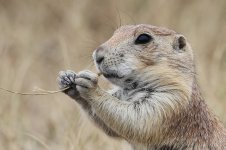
[102,72,124,79]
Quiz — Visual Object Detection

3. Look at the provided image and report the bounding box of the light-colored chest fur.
[111,87,151,102]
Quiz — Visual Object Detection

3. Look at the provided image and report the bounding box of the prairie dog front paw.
[57,70,78,97]
[74,70,99,99]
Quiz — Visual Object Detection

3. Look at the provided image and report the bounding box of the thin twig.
[0,73,102,96]
[0,87,69,95]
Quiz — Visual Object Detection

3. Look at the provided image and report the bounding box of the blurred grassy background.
[0,0,226,149]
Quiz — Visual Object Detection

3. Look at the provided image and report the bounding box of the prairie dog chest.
[120,89,150,102]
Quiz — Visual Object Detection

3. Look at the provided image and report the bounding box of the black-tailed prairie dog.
[57,24,226,150]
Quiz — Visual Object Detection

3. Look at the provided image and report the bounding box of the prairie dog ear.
[173,35,186,51]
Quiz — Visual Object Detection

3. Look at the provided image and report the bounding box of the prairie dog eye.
[135,33,153,45]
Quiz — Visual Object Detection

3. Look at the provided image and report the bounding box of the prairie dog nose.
[94,46,105,64]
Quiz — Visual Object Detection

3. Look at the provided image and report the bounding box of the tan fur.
[59,24,226,150]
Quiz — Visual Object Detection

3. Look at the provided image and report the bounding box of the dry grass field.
[0,0,226,149]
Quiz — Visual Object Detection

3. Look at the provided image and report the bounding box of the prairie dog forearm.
[64,88,91,111]
[66,88,120,138]
[90,113,120,137]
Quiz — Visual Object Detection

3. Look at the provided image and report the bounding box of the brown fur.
[162,79,226,149]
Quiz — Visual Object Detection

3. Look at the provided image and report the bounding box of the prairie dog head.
[93,24,194,91]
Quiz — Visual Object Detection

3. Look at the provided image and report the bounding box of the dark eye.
[135,33,153,45]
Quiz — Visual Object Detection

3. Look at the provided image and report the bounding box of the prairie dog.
[57,24,226,149]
